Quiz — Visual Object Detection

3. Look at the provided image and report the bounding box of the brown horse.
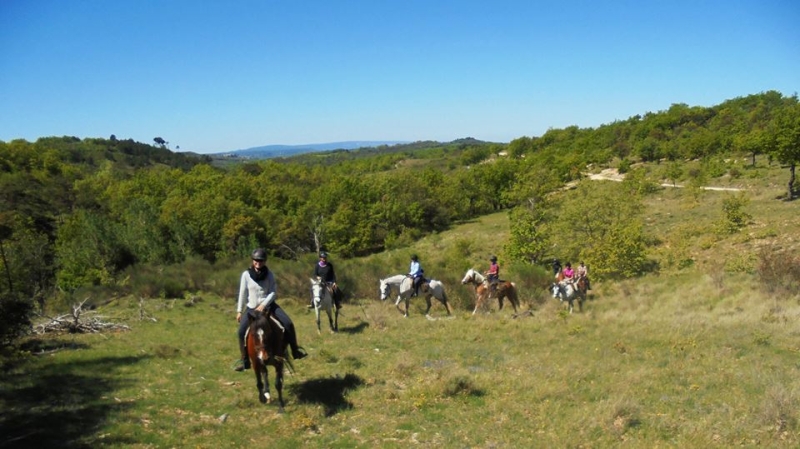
[461,268,520,315]
[576,276,588,304]
[246,310,291,412]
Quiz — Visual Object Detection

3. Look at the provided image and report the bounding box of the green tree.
[549,182,649,280]
[504,204,550,264]
[765,99,800,199]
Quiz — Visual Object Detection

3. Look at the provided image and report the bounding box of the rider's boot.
[234,344,250,371]
[288,330,307,360]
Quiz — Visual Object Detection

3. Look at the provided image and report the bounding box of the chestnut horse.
[460,268,520,315]
[246,310,291,411]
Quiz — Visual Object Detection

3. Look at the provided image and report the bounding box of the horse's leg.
[424,295,432,315]
[472,292,482,315]
[439,293,452,316]
[275,362,285,413]
[254,363,267,404]
[394,295,404,315]
[315,307,322,335]
[333,306,339,332]
[507,286,519,313]
[327,307,335,333]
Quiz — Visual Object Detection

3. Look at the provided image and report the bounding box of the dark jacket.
[314,261,336,284]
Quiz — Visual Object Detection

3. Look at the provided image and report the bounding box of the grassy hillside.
[2,157,799,448]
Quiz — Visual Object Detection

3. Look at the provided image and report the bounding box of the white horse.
[551,280,583,314]
[461,268,520,315]
[379,274,452,317]
[310,277,338,333]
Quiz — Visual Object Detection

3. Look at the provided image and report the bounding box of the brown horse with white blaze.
[246,310,291,412]
[461,268,520,315]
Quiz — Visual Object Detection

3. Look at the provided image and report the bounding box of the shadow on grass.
[289,373,363,417]
[0,348,149,449]
[338,321,369,335]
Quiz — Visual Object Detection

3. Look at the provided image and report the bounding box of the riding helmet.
[490,255,497,262]
[251,248,267,261]
[319,251,328,259]
[411,254,418,261]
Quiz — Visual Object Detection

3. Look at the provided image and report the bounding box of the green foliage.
[1,90,799,320]
[664,161,683,186]
[715,193,752,235]
[547,182,650,279]
[504,206,549,264]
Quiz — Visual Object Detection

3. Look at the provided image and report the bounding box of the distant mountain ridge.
[216,141,409,159]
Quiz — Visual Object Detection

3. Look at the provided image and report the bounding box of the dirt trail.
[587,168,743,192]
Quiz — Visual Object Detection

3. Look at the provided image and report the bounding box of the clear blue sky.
[1,1,798,154]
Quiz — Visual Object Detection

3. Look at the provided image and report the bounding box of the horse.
[310,277,338,333]
[551,279,584,313]
[379,274,452,317]
[245,309,291,411]
[460,268,520,315]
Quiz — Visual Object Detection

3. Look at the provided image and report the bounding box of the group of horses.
[379,269,521,317]
[244,268,589,411]
[551,271,589,314]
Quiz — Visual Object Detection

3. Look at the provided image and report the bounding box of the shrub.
[757,245,800,295]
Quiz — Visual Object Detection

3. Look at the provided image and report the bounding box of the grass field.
[2,158,799,448]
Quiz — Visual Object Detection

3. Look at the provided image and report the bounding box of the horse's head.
[248,310,271,361]
[310,277,324,303]
[379,279,390,301]
[461,269,475,285]
[550,283,561,298]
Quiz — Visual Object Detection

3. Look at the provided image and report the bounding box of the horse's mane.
[382,274,407,284]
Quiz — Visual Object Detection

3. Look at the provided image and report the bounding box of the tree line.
[1,91,798,345]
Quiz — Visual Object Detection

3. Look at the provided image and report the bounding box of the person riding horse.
[235,248,306,372]
[561,262,575,286]
[486,255,500,295]
[552,258,562,278]
[408,254,424,297]
[310,251,342,309]
[576,261,591,290]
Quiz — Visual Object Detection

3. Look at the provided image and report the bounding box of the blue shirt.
[409,261,423,277]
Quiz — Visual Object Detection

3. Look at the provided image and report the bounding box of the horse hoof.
[259,394,267,404]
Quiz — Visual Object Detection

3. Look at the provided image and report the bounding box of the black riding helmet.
[490,255,497,262]
[411,254,418,261]
[251,248,267,261]
[319,251,328,259]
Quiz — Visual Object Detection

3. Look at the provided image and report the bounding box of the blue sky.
[1,1,798,154]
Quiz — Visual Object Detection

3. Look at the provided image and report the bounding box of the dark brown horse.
[246,310,291,412]
[576,276,588,304]
[461,269,520,315]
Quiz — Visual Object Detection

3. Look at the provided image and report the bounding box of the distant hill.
[213,141,409,159]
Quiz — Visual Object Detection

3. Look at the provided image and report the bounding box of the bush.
[757,245,800,295]
[0,292,33,347]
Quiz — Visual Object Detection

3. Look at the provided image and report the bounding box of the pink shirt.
[562,267,575,279]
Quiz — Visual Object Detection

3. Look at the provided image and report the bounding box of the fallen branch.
[33,299,131,334]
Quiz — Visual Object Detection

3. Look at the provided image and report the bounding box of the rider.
[486,255,499,294]
[576,261,591,290]
[408,254,424,297]
[561,262,575,285]
[235,248,306,372]
[552,258,562,278]
[311,251,342,309]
